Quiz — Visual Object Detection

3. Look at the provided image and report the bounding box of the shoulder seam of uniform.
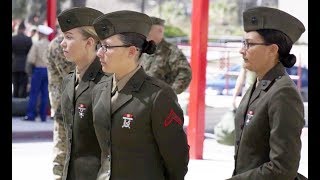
[145,76,165,88]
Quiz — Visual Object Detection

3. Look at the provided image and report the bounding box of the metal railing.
[178,43,308,98]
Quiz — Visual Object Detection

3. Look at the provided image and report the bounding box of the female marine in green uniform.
[229,7,306,180]
[57,7,105,180]
[91,10,189,180]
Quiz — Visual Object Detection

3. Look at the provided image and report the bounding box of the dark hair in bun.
[280,54,296,68]
[119,32,156,58]
[257,29,296,68]
[142,40,156,55]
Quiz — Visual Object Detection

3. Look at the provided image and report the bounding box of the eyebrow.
[100,40,109,45]
[64,32,73,35]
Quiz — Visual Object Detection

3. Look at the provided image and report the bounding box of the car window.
[286,66,308,87]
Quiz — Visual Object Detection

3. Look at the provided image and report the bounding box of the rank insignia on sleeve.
[164,109,182,127]
[122,113,134,129]
[78,104,86,118]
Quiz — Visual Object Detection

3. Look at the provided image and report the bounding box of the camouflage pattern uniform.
[47,34,75,180]
[140,39,192,94]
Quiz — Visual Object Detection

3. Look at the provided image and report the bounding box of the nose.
[239,47,246,54]
[96,48,104,58]
[60,38,66,48]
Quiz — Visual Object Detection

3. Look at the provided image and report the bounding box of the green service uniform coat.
[229,63,305,180]
[92,68,189,180]
[60,58,106,180]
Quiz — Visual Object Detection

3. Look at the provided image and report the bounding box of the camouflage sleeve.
[47,36,69,180]
[25,44,37,75]
[26,43,38,65]
[52,119,67,180]
[168,46,192,94]
[47,36,75,118]
[47,37,64,115]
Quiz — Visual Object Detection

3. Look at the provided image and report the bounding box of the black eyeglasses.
[242,40,272,50]
[96,43,132,52]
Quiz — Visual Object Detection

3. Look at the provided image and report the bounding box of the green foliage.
[12,0,71,20]
[164,25,187,38]
[12,0,28,19]
[208,0,243,37]
[147,0,244,38]
[148,1,190,38]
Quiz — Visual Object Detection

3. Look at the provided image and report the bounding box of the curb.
[12,131,53,141]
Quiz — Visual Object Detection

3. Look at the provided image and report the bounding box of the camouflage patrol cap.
[150,16,165,26]
[58,7,103,32]
[93,10,152,40]
[243,6,305,43]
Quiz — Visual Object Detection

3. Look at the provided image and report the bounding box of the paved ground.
[12,116,54,140]
[12,128,308,180]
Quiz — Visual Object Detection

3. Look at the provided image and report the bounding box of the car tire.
[12,97,28,116]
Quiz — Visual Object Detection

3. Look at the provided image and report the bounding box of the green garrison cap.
[150,16,165,26]
[93,10,152,40]
[243,6,305,43]
[58,7,103,32]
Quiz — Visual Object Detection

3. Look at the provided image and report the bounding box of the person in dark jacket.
[57,7,105,180]
[92,10,189,180]
[12,21,32,98]
[228,7,306,180]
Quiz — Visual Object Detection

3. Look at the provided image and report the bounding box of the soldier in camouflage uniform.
[140,16,192,94]
[47,32,75,180]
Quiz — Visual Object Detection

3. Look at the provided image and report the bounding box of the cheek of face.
[147,29,155,41]
[242,32,263,72]
[100,48,121,74]
[63,30,87,62]
[148,25,163,42]
[243,50,261,72]
[68,42,86,63]
[100,35,130,74]
[246,49,272,74]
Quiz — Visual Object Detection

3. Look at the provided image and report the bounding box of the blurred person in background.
[12,19,16,34]
[232,66,256,109]
[12,21,33,98]
[228,6,306,180]
[140,16,192,94]
[24,25,53,122]
[29,26,39,43]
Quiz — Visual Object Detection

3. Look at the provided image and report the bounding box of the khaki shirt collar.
[113,65,141,92]
[75,63,91,82]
